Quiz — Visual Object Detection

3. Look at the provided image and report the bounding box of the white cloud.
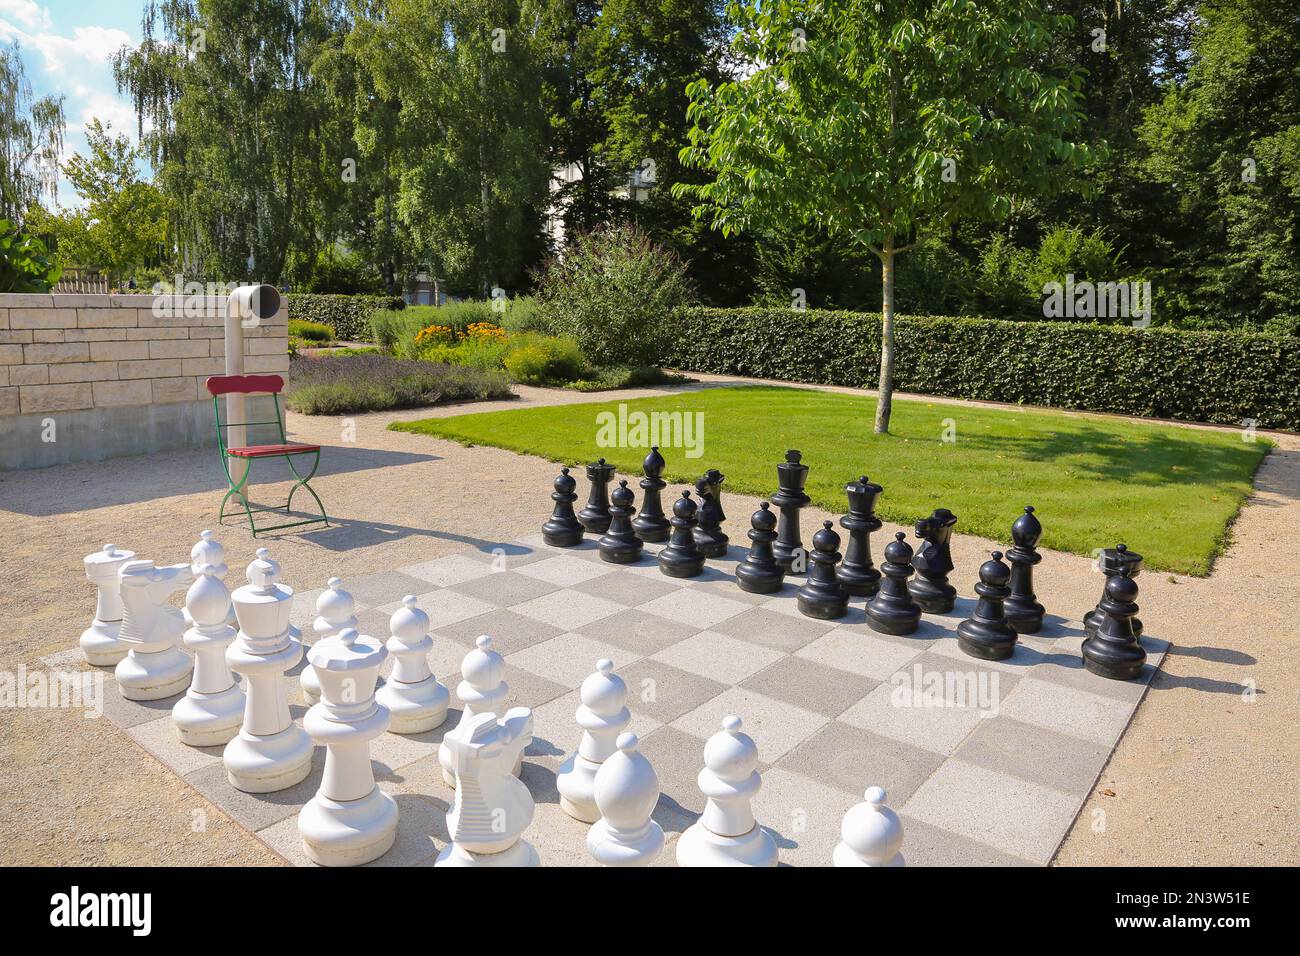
[0,17,131,71]
[0,0,51,32]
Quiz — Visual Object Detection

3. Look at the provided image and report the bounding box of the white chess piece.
[172,563,245,746]
[79,544,135,665]
[676,715,778,867]
[183,531,237,627]
[299,627,398,866]
[833,786,905,867]
[587,733,665,866]
[224,548,314,793]
[376,595,449,734]
[114,559,194,700]
[300,577,356,706]
[557,658,629,822]
[434,707,538,867]
[439,635,509,787]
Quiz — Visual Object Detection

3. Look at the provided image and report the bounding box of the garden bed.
[285,353,511,415]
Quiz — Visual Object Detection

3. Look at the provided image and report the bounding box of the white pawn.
[114,559,194,700]
[224,548,314,793]
[300,577,356,706]
[439,635,509,787]
[587,733,664,866]
[376,595,449,734]
[79,544,135,665]
[172,563,245,746]
[183,531,237,628]
[299,627,398,866]
[557,659,629,822]
[434,707,538,867]
[676,715,778,867]
[834,786,905,867]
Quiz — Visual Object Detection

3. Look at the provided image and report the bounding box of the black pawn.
[957,551,1018,661]
[736,501,785,594]
[657,490,706,578]
[839,476,883,597]
[632,446,670,543]
[771,450,810,574]
[909,508,957,613]
[1081,573,1146,680]
[1083,544,1144,640]
[599,480,644,564]
[693,469,729,558]
[1004,506,1045,634]
[797,521,850,620]
[578,458,615,534]
[542,467,584,547]
[866,532,922,636]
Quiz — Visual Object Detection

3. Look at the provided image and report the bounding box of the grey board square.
[184,750,328,832]
[896,814,1036,867]
[741,655,880,719]
[953,717,1111,798]
[636,724,710,828]
[573,608,698,656]
[777,720,944,805]
[345,571,431,608]
[570,570,679,606]
[432,607,564,654]
[616,658,728,725]
[101,679,186,730]
[710,606,836,653]
[447,571,558,609]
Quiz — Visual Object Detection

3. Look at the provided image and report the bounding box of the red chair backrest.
[206,374,285,397]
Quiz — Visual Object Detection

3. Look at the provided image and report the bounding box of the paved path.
[0,375,1295,865]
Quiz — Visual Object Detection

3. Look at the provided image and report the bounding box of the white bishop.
[300,577,356,705]
[587,733,664,866]
[557,659,629,822]
[676,715,778,867]
[183,531,236,627]
[439,635,509,787]
[375,595,450,733]
[833,786,905,867]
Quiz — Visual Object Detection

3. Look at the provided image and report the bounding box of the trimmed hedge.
[663,307,1300,430]
[287,293,404,342]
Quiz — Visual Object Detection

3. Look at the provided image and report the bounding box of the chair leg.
[285,452,329,527]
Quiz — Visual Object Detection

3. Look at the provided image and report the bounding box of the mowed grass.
[391,385,1270,575]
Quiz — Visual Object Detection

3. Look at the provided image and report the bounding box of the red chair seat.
[227,443,321,458]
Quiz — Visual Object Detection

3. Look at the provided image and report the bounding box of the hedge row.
[663,307,1300,430]
[287,293,404,341]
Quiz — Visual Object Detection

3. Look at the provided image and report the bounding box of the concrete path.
[0,375,1295,865]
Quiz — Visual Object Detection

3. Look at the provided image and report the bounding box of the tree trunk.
[874,235,896,434]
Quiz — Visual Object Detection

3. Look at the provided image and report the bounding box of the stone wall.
[0,293,289,470]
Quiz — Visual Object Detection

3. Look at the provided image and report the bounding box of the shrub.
[288,319,336,342]
[664,307,1300,430]
[0,219,62,293]
[285,353,511,414]
[537,223,694,367]
[502,334,588,385]
[288,293,404,341]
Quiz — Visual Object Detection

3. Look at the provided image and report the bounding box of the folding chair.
[205,374,329,536]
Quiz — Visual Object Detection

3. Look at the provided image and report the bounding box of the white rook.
[79,544,135,666]
[115,559,193,700]
[173,564,245,746]
[376,595,449,734]
[224,548,313,793]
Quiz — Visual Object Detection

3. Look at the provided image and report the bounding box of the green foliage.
[664,307,1300,430]
[0,41,64,222]
[502,334,588,385]
[1021,225,1124,304]
[538,223,694,367]
[565,366,693,391]
[286,353,511,414]
[288,319,336,342]
[418,336,513,371]
[0,219,62,292]
[288,293,404,342]
[392,385,1269,575]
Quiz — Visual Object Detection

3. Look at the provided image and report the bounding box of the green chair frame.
[206,374,329,537]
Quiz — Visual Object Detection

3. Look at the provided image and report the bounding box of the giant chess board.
[62,533,1166,867]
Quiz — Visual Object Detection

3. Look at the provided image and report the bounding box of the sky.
[0,0,147,208]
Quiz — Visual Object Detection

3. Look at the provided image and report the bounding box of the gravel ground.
[1,377,1294,866]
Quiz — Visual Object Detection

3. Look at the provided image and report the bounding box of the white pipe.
[224,285,282,502]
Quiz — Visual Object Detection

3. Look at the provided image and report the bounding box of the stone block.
[10,365,48,386]
[31,329,66,343]
[247,337,288,356]
[149,339,208,359]
[118,359,181,380]
[0,294,54,308]
[63,328,124,342]
[24,343,90,364]
[152,377,198,403]
[0,308,7,330]
[49,362,119,384]
[127,326,189,340]
[0,366,6,387]
[19,383,94,413]
[181,356,225,377]
[9,307,75,330]
[90,341,150,362]
[189,326,224,339]
[0,330,32,344]
[92,379,153,407]
[0,386,17,416]
[77,308,139,329]
[0,344,23,365]
[244,354,290,374]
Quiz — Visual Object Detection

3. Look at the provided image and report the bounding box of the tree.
[0,42,65,223]
[676,0,1095,432]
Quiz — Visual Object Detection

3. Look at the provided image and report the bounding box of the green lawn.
[391,385,1270,575]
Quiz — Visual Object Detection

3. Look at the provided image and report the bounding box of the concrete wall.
[0,293,289,470]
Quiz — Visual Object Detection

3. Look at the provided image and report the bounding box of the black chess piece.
[577,458,616,534]
[1081,573,1147,680]
[599,480,644,564]
[796,521,850,620]
[838,476,883,597]
[909,508,958,613]
[657,490,706,578]
[693,469,729,558]
[771,450,810,574]
[956,551,1018,661]
[1004,506,1046,634]
[542,467,584,547]
[632,446,671,543]
[735,501,785,594]
[866,532,922,636]
[1083,544,1144,640]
